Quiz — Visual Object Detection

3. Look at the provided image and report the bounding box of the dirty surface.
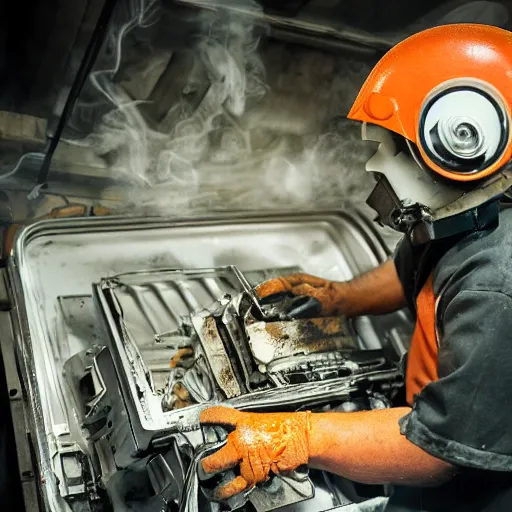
[246,316,357,367]
[170,347,194,368]
[196,315,242,399]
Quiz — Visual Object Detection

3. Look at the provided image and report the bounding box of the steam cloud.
[64,0,381,222]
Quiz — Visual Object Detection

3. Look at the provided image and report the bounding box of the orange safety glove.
[256,274,345,316]
[200,406,312,500]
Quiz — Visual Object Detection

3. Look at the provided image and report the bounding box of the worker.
[199,24,512,511]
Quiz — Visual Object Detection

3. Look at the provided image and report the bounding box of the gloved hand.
[200,406,311,500]
[256,273,346,316]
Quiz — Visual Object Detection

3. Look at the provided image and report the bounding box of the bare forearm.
[256,259,406,317]
[340,259,406,317]
[308,408,455,487]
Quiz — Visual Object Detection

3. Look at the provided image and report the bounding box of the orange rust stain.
[169,347,194,368]
[303,339,337,353]
[174,398,192,409]
[264,323,286,340]
[309,317,345,336]
[92,206,111,216]
[172,382,190,401]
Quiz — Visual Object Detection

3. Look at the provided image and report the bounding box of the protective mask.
[362,123,511,243]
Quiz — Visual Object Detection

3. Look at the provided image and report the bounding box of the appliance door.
[3,210,406,512]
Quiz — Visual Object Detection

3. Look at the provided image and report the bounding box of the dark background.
[0,0,451,119]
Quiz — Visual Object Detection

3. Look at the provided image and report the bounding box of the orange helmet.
[348,23,512,182]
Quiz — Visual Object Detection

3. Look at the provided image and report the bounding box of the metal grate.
[102,266,300,392]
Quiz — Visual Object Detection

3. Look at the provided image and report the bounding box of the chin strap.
[405,168,512,245]
[410,198,501,245]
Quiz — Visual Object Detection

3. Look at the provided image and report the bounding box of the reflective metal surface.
[8,210,405,511]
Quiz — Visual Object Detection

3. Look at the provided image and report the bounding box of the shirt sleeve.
[399,289,512,471]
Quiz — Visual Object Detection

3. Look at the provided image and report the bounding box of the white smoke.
[62,0,378,218]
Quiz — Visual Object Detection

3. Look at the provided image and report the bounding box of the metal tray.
[6,209,390,511]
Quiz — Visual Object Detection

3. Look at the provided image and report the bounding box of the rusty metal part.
[170,347,195,368]
[176,384,195,409]
[245,316,357,368]
[161,372,195,411]
[172,383,194,409]
[175,398,192,409]
[192,314,241,399]
[39,204,112,220]
[92,206,112,217]
[173,383,191,402]
[42,205,88,219]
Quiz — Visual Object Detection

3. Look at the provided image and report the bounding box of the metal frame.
[2,209,393,511]
[0,269,42,512]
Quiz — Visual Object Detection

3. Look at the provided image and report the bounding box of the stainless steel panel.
[8,211,388,511]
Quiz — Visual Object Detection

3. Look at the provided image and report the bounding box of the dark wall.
[0,0,106,118]
[262,0,449,30]
[332,0,450,31]
[0,0,508,120]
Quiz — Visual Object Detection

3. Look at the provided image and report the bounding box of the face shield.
[361,123,512,243]
[362,123,462,230]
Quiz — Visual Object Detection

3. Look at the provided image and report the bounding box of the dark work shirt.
[388,207,512,511]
